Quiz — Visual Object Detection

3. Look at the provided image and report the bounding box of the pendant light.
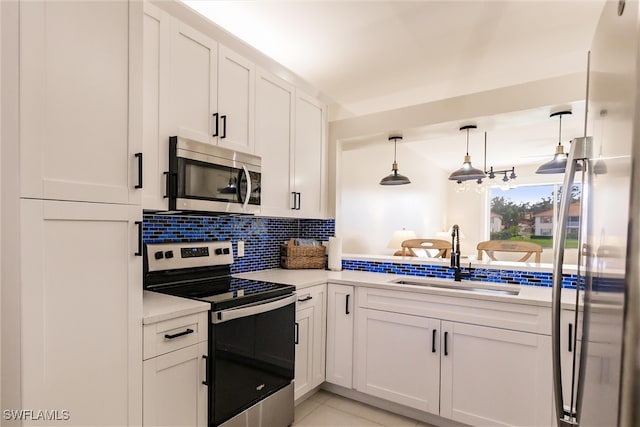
[448,125,486,183]
[380,135,411,185]
[536,110,572,174]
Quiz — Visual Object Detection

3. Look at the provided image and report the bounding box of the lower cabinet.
[355,308,440,414]
[294,284,326,400]
[326,283,354,388]
[439,321,552,426]
[143,311,209,427]
[354,286,553,427]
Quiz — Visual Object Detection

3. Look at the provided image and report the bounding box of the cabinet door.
[355,308,440,413]
[326,283,354,388]
[20,199,142,426]
[294,284,326,400]
[170,19,217,144]
[20,1,141,204]
[440,321,552,427]
[217,45,255,153]
[255,68,295,216]
[142,2,171,211]
[294,304,314,399]
[143,342,208,427]
[293,91,326,218]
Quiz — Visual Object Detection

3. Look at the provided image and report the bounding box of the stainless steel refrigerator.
[552,1,640,426]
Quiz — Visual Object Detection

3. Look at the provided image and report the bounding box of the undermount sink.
[391,279,521,296]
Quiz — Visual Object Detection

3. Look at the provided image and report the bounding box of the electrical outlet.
[237,240,245,257]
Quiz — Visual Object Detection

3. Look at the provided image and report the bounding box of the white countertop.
[143,290,210,325]
[233,268,581,309]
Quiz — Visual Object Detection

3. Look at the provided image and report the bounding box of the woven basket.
[280,240,326,269]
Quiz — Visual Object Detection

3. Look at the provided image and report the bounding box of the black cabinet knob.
[223,248,230,255]
[165,250,174,259]
[215,248,223,255]
[154,251,164,260]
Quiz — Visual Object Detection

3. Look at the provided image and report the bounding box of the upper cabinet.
[20,0,142,205]
[169,19,255,153]
[217,45,255,153]
[293,91,327,218]
[142,3,327,216]
[255,69,328,218]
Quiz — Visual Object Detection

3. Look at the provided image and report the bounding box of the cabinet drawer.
[144,311,208,360]
[357,287,550,334]
[295,284,326,309]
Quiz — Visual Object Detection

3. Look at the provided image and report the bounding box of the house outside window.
[489,184,581,248]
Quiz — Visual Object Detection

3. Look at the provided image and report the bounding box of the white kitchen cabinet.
[168,18,254,152]
[255,73,327,218]
[294,284,326,400]
[292,91,327,218]
[439,321,552,427]
[355,308,440,414]
[216,45,255,153]
[255,68,295,217]
[169,18,218,145]
[142,2,171,211]
[354,286,553,425]
[143,311,208,427]
[19,0,142,205]
[325,283,354,389]
[20,199,142,426]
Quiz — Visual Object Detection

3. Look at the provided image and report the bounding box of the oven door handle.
[212,294,296,324]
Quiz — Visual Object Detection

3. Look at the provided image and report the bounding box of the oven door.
[168,136,261,214]
[210,294,296,426]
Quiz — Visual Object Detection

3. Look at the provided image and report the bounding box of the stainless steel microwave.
[167,136,261,214]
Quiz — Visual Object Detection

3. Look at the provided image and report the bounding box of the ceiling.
[183,0,606,170]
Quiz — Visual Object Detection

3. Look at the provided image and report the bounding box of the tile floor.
[293,390,435,427]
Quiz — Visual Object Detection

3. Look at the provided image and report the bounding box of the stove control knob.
[223,248,230,255]
[215,248,223,255]
[154,251,164,260]
[165,250,174,259]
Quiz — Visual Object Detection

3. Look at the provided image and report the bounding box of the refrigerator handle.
[552,136,592,427]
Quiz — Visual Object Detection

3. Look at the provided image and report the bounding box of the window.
[489,184,581,249]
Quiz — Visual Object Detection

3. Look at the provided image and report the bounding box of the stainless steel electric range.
[144,241,296,427]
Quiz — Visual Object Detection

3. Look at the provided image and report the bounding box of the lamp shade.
[448,155,487,182]
[380,168,412,185]
[387,229,416,249]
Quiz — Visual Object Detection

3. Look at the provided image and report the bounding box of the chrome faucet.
[450,224,471,282]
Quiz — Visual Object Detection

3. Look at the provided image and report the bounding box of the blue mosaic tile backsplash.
[143,214,335,274]
[143,213,577,288]
[341,259,578,289]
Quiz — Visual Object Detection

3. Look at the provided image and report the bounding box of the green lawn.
[505,236,578,248]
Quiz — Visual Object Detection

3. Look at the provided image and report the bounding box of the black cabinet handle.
[212,113,219,137]
[294,322,299,345]
[164,328,194,340]
[134,152,143,189]
[202,355,209,386]
[163,171,170,198]
[297,295,313,302]
[345,294,350,315]
[444,331,449,356]
[291,192,297,210]
[432,329,436,353]
[135,221,143,256]
[568,323,573,352]
[296,192,301,210]
[220,115,227,139]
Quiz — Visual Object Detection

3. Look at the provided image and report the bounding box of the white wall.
[338,142,448,255]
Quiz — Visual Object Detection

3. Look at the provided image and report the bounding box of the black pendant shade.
[448,125,486,183]
[380,136,411,185]
[536,110,573,174]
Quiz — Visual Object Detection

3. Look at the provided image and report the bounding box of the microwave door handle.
[242,165,251,210]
